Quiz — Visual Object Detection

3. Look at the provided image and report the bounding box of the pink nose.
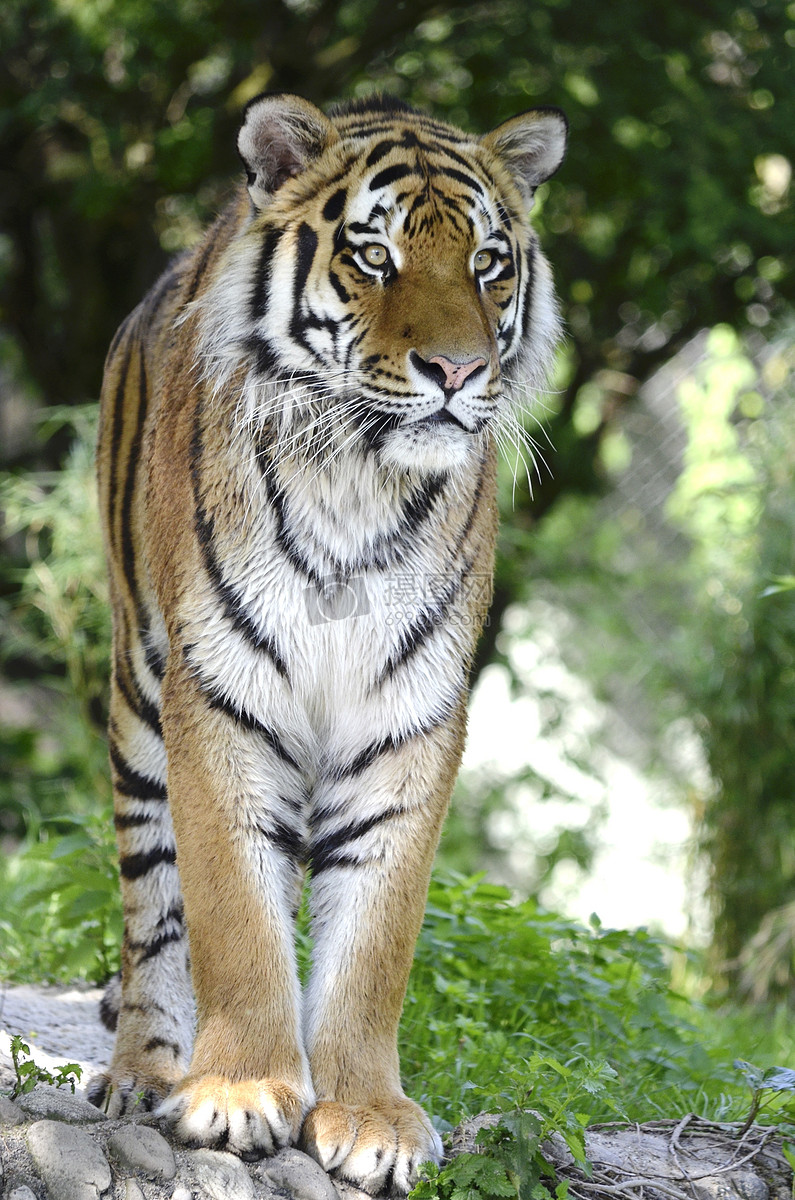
[428,355,488,392]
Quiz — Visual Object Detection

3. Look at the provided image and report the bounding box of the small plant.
[410,1054,614,1200]
[410,1110,573,1200]
[8,1034,83,1100]
[734,1059,795,1135]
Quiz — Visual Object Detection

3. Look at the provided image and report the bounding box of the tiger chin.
[91,92,567,1195]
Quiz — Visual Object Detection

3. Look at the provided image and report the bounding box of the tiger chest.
[180,488,474,764]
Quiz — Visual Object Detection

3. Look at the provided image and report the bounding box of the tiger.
[91,92,567,1194]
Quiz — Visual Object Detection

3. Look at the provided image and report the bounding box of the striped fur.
[92,93,566,1193]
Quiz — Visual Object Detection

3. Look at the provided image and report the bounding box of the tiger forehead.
[323,123,508,237]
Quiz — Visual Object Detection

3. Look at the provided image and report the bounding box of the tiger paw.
[86,1064,178,1117]
[158,1075,310,1159]
[301,1098,443,1195]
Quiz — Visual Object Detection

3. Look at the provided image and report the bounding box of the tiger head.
[200,93,567,476]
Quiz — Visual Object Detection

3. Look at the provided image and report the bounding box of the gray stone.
[27,1119,112,1200]
[0,1094,26,1126]
[169,1188,193,1200]
[123,1182,147,1200]
[107,1124,177,1180]
[189,1148,256,1200]
[333,1181,375,1200]
[260,1148,340,1200]
[17,1084,107,1124]
[7,1187,40,1200]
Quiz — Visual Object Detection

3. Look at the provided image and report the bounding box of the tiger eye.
[474,249,495,272]
[363,244,388,267]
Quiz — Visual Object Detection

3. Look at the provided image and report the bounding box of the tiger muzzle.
[409,350,489,396]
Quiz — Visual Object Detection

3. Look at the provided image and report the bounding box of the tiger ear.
[237,93,337,209]
[482,107,568,207]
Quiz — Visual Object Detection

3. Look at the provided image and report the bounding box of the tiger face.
[203,95,567,475]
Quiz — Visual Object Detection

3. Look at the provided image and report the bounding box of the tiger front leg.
[156,658,315,1158]
[87,683,194,1116]
[301,727,460,1194]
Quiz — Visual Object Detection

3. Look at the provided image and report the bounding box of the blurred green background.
[1,0,794,1004]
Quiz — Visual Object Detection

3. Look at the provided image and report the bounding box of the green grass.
[402,874,729,1131]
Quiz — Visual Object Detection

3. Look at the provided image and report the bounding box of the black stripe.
[322,188,347,221]
[381,599,451,680]
[431,140,491,177]
[114,810,155,829]
[259,460,326,586]
[329,269,351,304]
[262,815,306,861]
[119,845,177,880]
[142,259,186,322]
[521,244,536,338]
[369,163,418,191]
[136,928,184,964]
[190,405,290,677]
[399,473,445,541]
[432,165,485,194]
[365,140,396,167]
[184,236,215,305]
[144,640,166,681]
[121,1001,170,1017]
[343,122,405,138]
[106,335,136,545]
[377,458,487,679]
[335,733,402,779]
[328,701,453,781]
[250,227,283,318]
[261,455,447,581]
[200,681,301,773]
[245,333,282,376]
[118,340,149,617]
[109,741,167,802]
[114,667,163,738]
[310,805,403,873]
[289,223,320,355]
[106,309,136,365]
[143,1038,181,1056]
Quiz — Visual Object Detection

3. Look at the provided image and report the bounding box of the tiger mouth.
[415,408,473,432]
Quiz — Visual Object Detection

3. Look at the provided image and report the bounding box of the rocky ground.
[2,983,793,1200]
[0,983,368,1199]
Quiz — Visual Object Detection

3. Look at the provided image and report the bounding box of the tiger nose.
[412,352,489,393]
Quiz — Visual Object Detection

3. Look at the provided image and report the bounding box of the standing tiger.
[92,93,567,1193]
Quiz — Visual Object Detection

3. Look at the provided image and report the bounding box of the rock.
[16,1083,108,1123]
[0,1094,26,1126]
[260,1147,341,1200]
[7,1187,40,1200]
[124,1181,147,1200]
[107,1123,177,1180]
[170,1188,193,1200]
[189,1148,256,1199]
[333,1182,375,1200]
[26,1119,112,1200]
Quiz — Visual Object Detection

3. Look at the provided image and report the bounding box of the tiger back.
[93,93,567,1194]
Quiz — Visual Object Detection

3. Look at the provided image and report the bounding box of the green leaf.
[734,1060,766,1091]
[759,1067,795,1093]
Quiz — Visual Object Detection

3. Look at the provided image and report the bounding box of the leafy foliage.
[0,407,110,841]
[0,806,121,982]
[8,1034,82,1100]
[734,1059,795,1134]
[471,328,795,982]
[401,875,726,1129]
